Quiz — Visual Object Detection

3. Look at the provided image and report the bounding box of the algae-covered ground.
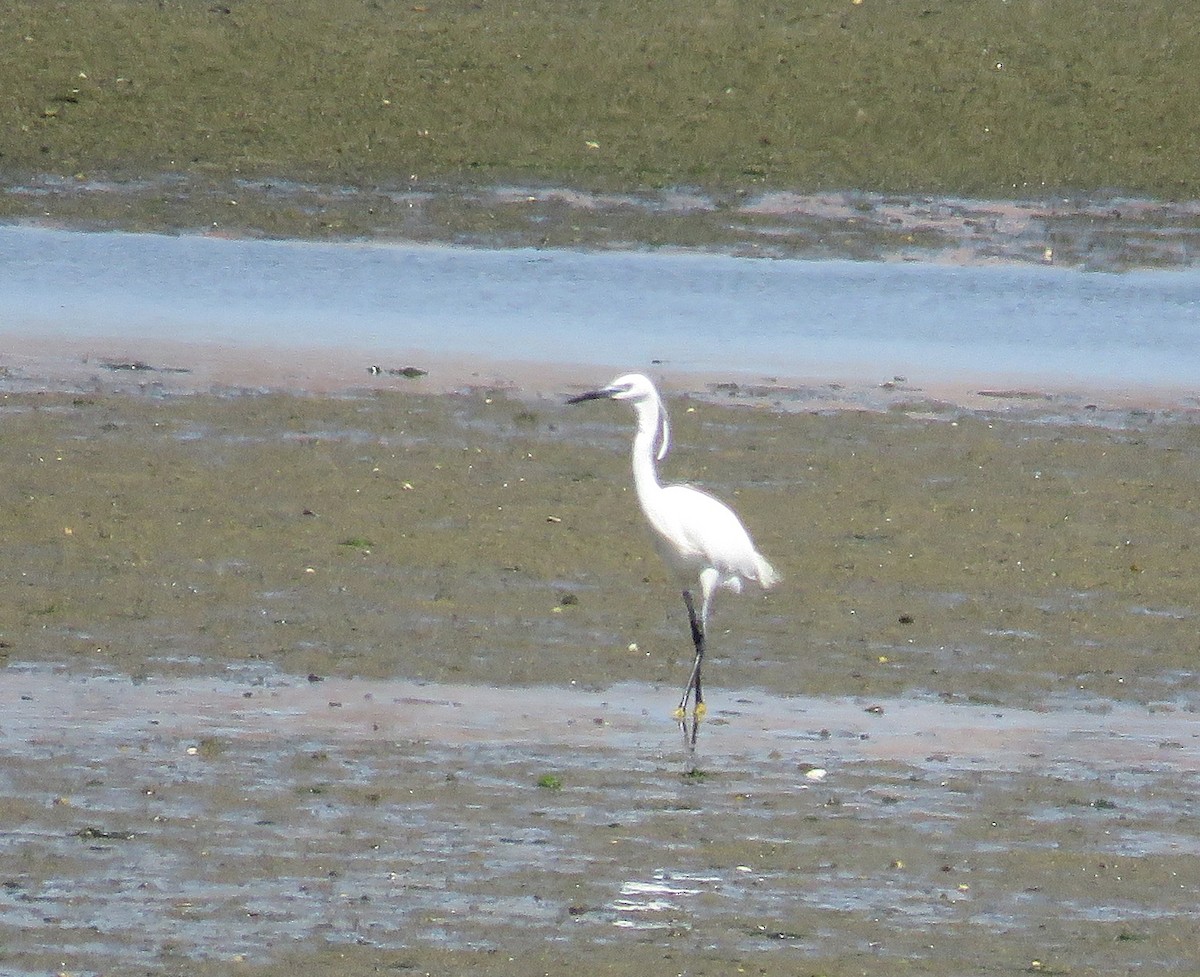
[3,388,1198,707]
[3,0,1200,248]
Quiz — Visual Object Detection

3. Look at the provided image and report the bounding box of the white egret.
[568,373,779,718]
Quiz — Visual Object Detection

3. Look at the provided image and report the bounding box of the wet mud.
[1,385,1198,974]
[2,670,1197,976]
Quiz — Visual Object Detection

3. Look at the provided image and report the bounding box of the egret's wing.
[655,485,766,576]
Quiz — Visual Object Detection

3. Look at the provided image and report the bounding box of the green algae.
[2,0,1198,238]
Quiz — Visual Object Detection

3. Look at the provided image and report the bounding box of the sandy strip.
[3,331,1196,418]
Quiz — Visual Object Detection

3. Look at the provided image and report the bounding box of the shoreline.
[3,331,1197,424]
[7,182,1200,271]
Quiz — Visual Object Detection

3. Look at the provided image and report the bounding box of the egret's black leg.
[680,709,701,770]
[676,589,706,717]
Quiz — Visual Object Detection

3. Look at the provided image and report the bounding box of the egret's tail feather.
[755,554,781,589]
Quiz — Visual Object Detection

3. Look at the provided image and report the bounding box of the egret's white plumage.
[568,373,779,717]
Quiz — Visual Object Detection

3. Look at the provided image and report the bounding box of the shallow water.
[2,668,1196,973]
[3,225,1200,394]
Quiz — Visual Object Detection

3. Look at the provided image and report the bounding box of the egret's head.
[567,373,670,460]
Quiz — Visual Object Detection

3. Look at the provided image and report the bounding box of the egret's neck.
[630,399,663,505]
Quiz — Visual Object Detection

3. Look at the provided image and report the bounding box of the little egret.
[568,373,779,718]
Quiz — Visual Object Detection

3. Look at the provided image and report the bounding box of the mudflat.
[1,381,1197,974]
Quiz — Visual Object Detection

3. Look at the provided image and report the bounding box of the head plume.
[652,385,670,461]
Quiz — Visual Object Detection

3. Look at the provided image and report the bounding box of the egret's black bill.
[567,389,610,404]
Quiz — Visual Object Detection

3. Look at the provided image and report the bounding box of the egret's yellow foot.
[694,702,707,719]
[672,705,687,720]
